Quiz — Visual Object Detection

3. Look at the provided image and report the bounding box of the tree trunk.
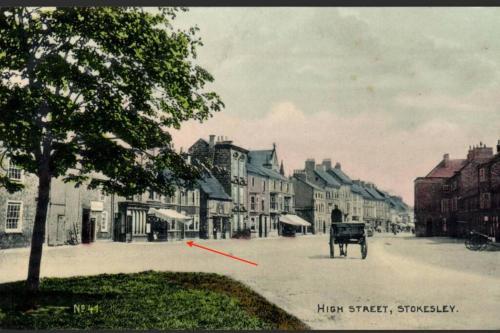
[26,167,52,294]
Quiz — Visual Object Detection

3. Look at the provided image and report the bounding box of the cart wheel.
[329,240,334,258]
[361,239,368,259]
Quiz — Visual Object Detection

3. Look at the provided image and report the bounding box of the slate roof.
[363,186,385,201]
[314,169,341,188]
[198,174,231,201]
[426,159,467,178]
[350,183,364,195]
[327,168,353,185]
[246,162,287,181]
[248,150,274,166]
[294,177,325,191]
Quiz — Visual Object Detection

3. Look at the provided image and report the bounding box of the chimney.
[335,162,341,170]
[443,153,449,167]
[293,170,307,181]
[209,135,216,148]
[322,158,332,170]
[497,139,500,154]
[305,159,315,173]
[316,164,325,171]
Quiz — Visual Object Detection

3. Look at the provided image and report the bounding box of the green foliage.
[0,271,307,330]
[0,7,223,196]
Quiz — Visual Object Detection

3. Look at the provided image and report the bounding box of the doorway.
[82,209,96,244]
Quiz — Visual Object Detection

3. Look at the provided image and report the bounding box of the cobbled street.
[1,233,499,330]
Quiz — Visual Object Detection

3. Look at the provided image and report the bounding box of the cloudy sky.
[169,8,500,204]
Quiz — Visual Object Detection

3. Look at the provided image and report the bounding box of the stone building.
[115,182,200,243]
[247,144,295,237]
[292,170,327,234]
[198,168,233,239]
[325,161,364,223]
[302,159,341,234]
[0,157,115,249]
[189,135,248,236]
[415,141,499,239]
[246,162,271,237]
[354,181,377,228]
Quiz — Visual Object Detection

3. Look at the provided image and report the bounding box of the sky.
[169,8,500,205]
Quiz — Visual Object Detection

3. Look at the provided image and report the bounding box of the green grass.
[0,271,308,330]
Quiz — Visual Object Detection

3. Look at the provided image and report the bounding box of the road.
[1,233,499,329]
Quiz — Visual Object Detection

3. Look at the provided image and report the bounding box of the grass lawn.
[0,271,308,330]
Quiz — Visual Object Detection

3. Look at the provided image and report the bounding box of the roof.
[248,150,274,166]
[294,177,325,191]
[363,186,385,201]
[327,168,353,185]
[350,183,364,195]
[246,162,287,181]
[197,174,231,201]
[426,159,467,178]
[314,169,341,188]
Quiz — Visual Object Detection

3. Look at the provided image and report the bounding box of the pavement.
[0,232,499,330]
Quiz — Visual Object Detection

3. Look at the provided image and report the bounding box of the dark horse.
[331,206,348,256]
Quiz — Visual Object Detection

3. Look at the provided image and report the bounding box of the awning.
[148,208,192,223]
[280,214,311,227]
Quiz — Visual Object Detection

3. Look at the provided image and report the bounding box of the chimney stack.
[443,153,449,166]
[209,135,216,148]
[322,158,332,170]
[497,139,500,154]
[316,164,325,171]
[305,159,315,173]
[335,162,341,170]
[293,170,307,181]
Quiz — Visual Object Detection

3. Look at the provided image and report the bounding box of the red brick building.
[414,141,500,241]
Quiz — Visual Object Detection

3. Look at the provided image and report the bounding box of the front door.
[82,209,95,244]
[426,219,433,236]
[258,216,263,237]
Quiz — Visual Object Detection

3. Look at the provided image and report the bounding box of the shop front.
[279,214,311,237]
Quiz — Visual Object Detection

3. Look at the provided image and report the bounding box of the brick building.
[415,141,500,240]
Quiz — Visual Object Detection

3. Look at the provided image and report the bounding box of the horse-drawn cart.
[329,222,368,259]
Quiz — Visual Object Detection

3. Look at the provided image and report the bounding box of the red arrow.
[186,241,258,267]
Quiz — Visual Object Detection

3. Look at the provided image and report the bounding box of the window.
[7,160,22,181]
[479,168,486,182]
[250,196,256,211]
[263,180,266,191]
[99,190,106,202]
[261,199,265,211]
[101,211,108,232]
[252,177,255,187]
[442,185,450,192]
[5,201,22,232]
[148,190,155,200]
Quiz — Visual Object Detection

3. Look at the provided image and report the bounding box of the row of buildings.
[414,140,500,241]
[0,135,413,249]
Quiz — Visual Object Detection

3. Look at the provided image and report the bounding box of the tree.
[0,7,223,295]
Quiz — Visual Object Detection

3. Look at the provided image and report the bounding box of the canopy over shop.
[147,208,193,241]
[279,214,311,236]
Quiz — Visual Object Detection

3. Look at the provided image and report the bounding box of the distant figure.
[331,205,343,223]
[330,205,347,256]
